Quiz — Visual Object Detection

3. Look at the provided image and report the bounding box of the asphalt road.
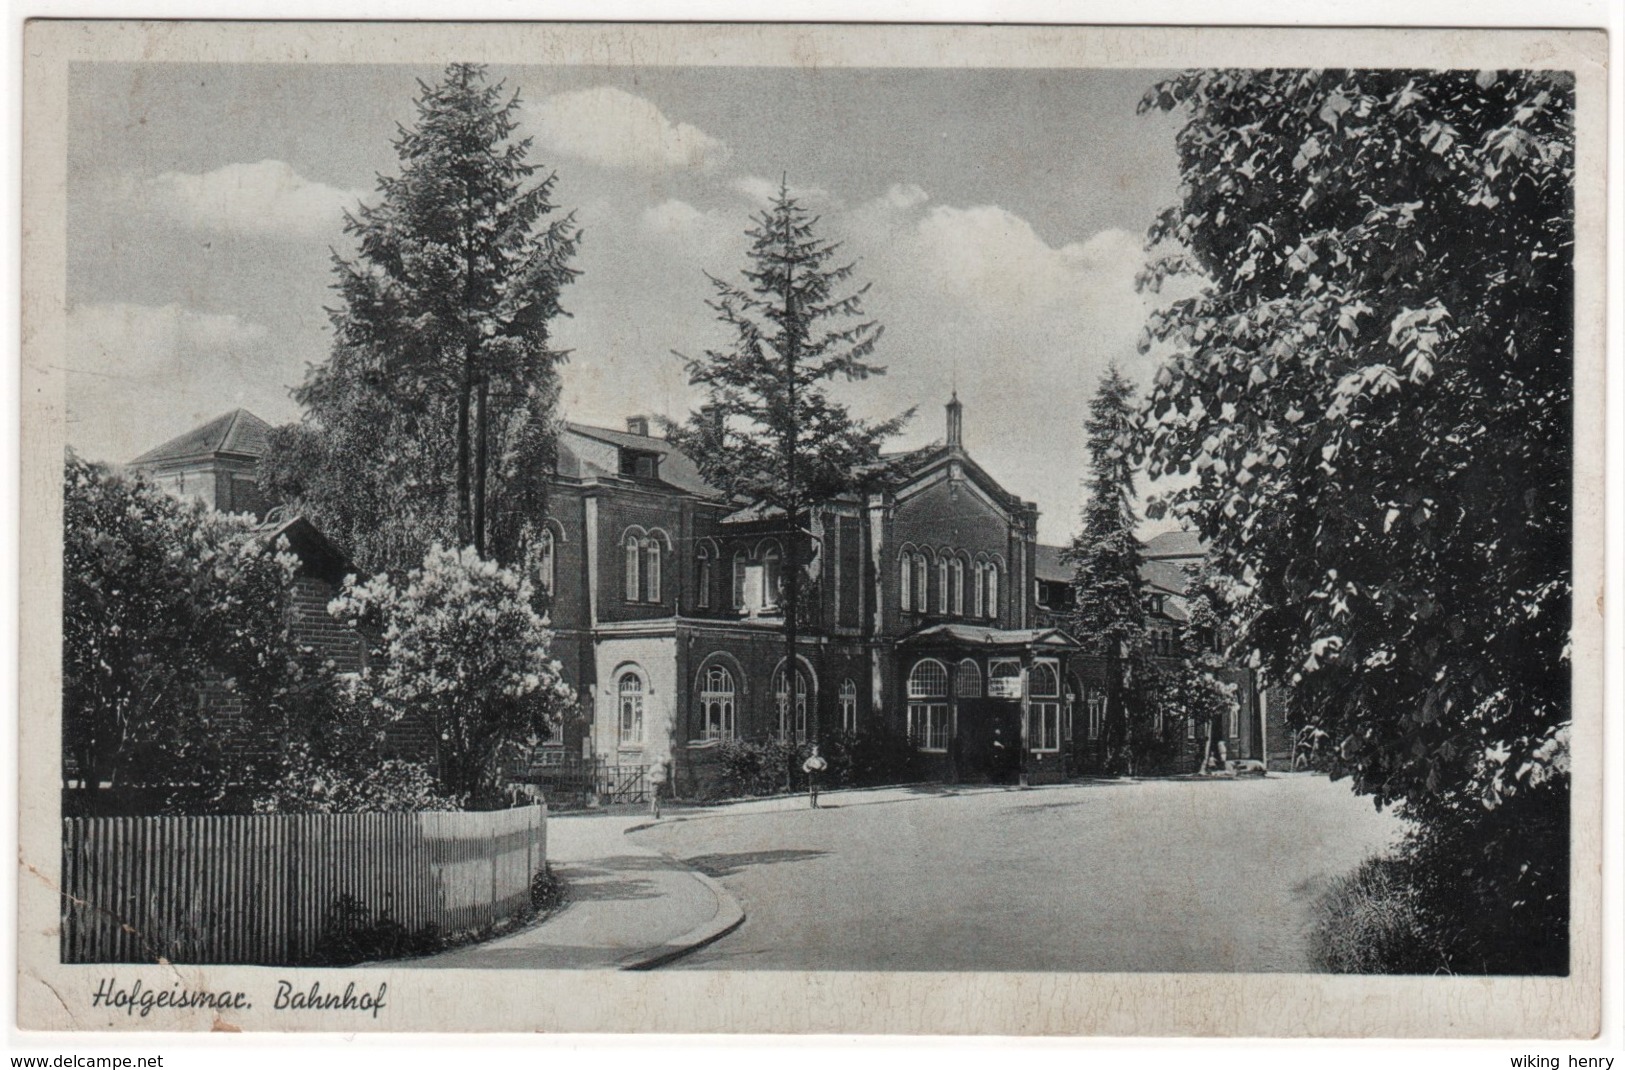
[631,774,1404,972]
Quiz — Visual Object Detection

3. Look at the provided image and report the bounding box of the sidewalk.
[397,813,743,970]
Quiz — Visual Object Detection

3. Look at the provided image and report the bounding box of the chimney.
[626,415,650,437]
[945,391,963,450]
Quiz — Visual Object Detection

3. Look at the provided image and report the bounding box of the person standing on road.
[802,745,828,808]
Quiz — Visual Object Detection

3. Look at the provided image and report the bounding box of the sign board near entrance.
[988,677,1022,699]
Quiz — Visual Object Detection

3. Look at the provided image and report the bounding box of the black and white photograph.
[15,19,1607,1039]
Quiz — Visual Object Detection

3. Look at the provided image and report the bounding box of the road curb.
[616,853,746,971]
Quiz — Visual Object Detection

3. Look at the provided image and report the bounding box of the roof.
[1035,543,1070,583]
[1140,558,1192,598]
[559,422,720,498]
[898,623,1080,650]
[129,408,271,467]
[256,513,352,586]
[1142,528,1205,560]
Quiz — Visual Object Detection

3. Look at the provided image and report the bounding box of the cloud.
[64,303,292,464]
[530,87,729,172]
[68,302,270,379]
[732,174,835,208]
[115,159,365,239]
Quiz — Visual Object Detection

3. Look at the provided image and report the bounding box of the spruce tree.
[267,63,578,573]
[667,180,911,742]
[1063,365,1147,772]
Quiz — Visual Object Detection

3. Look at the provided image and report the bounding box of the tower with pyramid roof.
[127,408,272,518]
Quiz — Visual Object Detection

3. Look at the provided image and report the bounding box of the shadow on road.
[557,855,668,902]
[683,848,829,878]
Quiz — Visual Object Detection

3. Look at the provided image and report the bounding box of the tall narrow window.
[900,553,913,612]
[642,538,661,602]
[618,673,644,746]
[624,533,640,602]
[775,667,809,742]
[700,665,735,741]
[913,553,929,613]
[955,658,982,698]
[760,542,782,610]
[1028,662,1061,752]
[938,556,950,614]
[733,550,748,609]
[537,528,555,595]
[839,678,858,732]
[950,558,965,615]
[907,659,950,751]
[973,560,985,617]
[986,563,999,620]
[697,544,712,609]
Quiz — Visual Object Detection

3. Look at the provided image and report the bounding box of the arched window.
[759,541,782,610]
[733,550,748,609]
[696,543,712,609]
[955,658,982,698]
[839,678,858,732]
[624,533,640,602]
[899,552,913,612]
[950,557,965,616]
[913,552,929,613]
[985,562,1000,620]
[973,559,985,618]
[1028,661,1061,752]
[774,666,810,742]
[537,527,555,595]
[617,673,644,746]
[907,659,949,751]
[641,538,662,602]
[938,556,950,614]
[700,665,735,741]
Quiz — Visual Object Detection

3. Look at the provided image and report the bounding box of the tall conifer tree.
[267,63,578,572]
[667,181,910,742]
[1064,365,1147,771]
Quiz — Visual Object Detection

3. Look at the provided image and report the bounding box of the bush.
[1312,776,1569,975]
[714,738,800,798]
[313,894,440,966]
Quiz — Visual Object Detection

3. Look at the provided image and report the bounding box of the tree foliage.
[329,545,575,807]
[1139,69,1572,969]
[1063,366,1149,770]
[1139,69,1572,814]
[266,62,578,573]
[62,456,317,805]
[665,181,911,739]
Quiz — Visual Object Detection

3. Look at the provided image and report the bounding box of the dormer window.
[619,449,659,480]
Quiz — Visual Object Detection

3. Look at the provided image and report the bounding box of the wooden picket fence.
[60,805,547,965]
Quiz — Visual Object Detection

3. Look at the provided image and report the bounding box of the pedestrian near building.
[802,745,828,808]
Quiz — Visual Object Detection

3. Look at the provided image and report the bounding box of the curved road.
[632,774,1403,972]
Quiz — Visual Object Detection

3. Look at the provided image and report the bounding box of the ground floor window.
[1028,702,1061,752]
[700,665,735,741]
[908,703,950,751]
[618,672,644,746]
[776,667,809,742]
[1086,689,1106,740]
[839,679,858,732]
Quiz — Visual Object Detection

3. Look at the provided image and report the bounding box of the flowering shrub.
[330,545,575,808]
[62,455,309,805]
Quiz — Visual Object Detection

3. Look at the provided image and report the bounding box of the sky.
[65,62,1189,545]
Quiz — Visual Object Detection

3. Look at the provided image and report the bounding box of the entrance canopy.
[897,622,1080,655]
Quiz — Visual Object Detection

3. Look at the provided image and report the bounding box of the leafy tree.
[1062,366,1149,772]
[666,181,910,742]
[62,456,315,808]
[1171,560,1242,770]
[266,62,579,572]
[329,544,575,807]
[1139,70,1572,968]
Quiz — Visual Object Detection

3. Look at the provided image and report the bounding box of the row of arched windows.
[618,661,862,747]
[899,548,1000,620]
[904,657,1070,753]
